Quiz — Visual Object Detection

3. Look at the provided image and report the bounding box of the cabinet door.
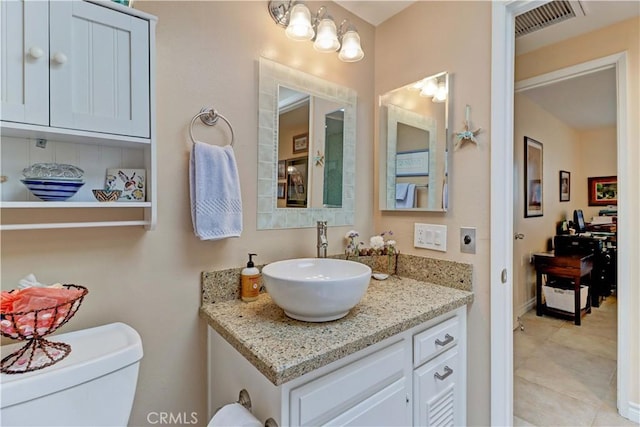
[49,1,150,137]
[290,341,407,426]
[0,0,49,125]
[414,348,460,427]
[324,378,410,426]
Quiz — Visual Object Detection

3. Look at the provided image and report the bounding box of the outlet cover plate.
[414,223,447,252]
[460,227,476,254]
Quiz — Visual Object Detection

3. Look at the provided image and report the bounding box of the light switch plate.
[414,223,447,252]
[460,227,476,254]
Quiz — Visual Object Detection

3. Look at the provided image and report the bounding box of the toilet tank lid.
[1,322,143,408]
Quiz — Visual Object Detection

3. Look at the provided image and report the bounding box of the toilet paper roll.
[208,403,262,427]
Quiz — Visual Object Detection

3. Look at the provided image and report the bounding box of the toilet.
[0,322,143,427]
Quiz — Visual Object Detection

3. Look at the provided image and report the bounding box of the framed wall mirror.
[257,57,357,229]
[379,71,450,211]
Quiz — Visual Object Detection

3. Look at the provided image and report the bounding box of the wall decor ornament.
[292,132,309,154]
[277,182,286,199]
[278,160,286,180]
[524,136,543,217]
[105,168,146,201]
[588,176,617,206]
[559,170,570,202]
[454,105,481,149]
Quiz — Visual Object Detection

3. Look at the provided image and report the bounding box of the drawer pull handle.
[434,366,453,381]
[435,333,454,346]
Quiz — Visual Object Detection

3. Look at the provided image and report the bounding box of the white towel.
[208,403,261,427]
[395,183,416,208]
[190,141,243,240]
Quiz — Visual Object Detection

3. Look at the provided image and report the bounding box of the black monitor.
[574,209,586,233]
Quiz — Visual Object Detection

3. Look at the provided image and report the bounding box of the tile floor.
[513,296,638,426]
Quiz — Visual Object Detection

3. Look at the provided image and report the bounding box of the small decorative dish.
[372,273,389,280]
[92,189,122,202]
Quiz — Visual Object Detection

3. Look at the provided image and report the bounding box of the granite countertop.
[200,276,474,386]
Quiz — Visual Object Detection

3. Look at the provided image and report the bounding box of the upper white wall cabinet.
[0,0,157,230]
[2,0,150,137]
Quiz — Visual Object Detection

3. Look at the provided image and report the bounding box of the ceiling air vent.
[515,0,586,38]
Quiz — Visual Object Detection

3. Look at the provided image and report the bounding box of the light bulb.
[285,4,315,41]
[432,82,447,102]
[338,30,364,62]
[314,18,340,52]
[419,79,438,97]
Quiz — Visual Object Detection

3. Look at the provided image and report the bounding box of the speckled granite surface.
[201,255,472,304]
[396,254,473,291]
[200,276,473,385]
[201,265,267,305]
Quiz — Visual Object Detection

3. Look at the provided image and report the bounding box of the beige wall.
[0,2,375,425]
[579,127,618,220]
[374,2,493,425]
[512,94,583,318]
[516,16,640,406]
[2,2,637,425]
[512,94,618,318]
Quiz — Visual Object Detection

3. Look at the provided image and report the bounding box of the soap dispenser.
[241,253,260,302]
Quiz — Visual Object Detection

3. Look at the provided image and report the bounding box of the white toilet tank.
[0,322,143,427]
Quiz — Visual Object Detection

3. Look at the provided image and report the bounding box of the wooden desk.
[533,252,593,325]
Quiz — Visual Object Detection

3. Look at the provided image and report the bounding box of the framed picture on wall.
[524,136,543,217]
[278,160,286,180]
[559,170,570,202]
[277,182,285,199]
[292,133,309,154]
[396,149,429,177]
[286,157,308,207]
[588,176,617,206]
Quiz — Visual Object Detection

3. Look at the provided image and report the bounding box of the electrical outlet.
[414,223,447,252]
[460,227,476,254]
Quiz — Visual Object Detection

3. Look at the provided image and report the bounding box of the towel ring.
[189,106,235,146]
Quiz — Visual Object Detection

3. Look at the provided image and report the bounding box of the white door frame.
[491,2,633,425]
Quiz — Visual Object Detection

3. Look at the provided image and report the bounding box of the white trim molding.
[492,2,635,425]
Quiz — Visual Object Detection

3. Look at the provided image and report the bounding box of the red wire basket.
[1,284,88,374]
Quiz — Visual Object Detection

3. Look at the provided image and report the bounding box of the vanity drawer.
[413,315,459,367]
[289,340,407,426]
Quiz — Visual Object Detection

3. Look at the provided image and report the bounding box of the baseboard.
[512,298,536,330]
[516,298,536,319]
[626,401,640,423]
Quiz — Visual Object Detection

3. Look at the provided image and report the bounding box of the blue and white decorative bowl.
[21,178,85,201]
[22,163,84,179]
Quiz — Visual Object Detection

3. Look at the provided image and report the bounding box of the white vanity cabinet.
[413,315,464,426]
[207,306,466,426]
[0,0,156,230]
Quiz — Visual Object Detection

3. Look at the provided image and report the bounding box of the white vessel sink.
[262,258,372,322]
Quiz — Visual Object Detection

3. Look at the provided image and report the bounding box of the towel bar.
[189,106,235,146]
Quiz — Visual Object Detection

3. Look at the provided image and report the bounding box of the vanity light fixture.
[419,79,438,97]
[432,81,448,103]
[413,76,447,103]
[267,1,364,62]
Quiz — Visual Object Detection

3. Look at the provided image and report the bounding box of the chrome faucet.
[317,221,328,258]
